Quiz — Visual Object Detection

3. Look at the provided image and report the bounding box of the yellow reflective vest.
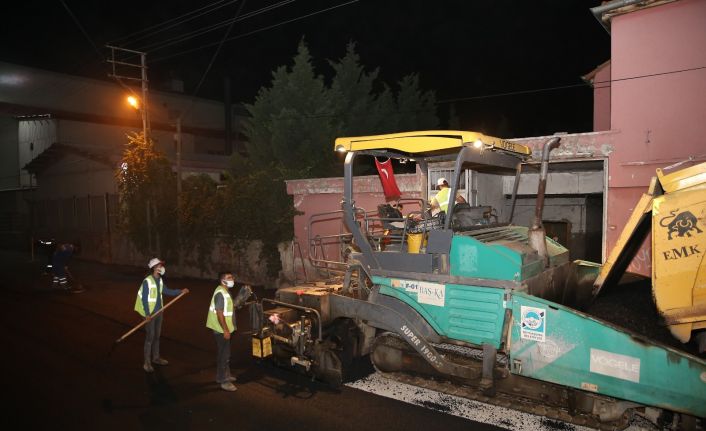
[134,275,161,317]
[434,187,451,213]
[206,286,235,334]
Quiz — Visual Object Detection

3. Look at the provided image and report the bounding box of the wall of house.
[593,63,611,131]
[34,154,116,200]
[56,119,190,155]
[0,116,19,190]
[0,61,227,130]
[606,0,706,275]
[18,118,57,186]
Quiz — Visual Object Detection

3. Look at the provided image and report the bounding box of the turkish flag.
[375,158,401,201]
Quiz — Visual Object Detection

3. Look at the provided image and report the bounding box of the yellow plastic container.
[407,233,427,253]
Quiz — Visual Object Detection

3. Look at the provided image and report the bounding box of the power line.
[138,0,296,53]
[593,64,706,87]
[437,83,586,104]
[436,65,706,105]
[182,0,248,119]
[59,0,104,60]
[152,0,360,63]
[234,63,706,122]
[109,0,235,46]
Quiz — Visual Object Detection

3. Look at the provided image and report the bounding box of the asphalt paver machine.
[250,131,706,430]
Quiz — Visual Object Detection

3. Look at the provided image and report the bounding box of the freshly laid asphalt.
[0,250,503,431]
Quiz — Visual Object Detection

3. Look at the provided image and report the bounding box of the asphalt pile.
[587,279,700,356]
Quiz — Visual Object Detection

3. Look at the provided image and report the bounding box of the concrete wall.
[510,131,616,160]
[30,194,276,285]
[476,172,506,220]
[502,171,604,196]
[505,196,603,261]
[286,173,423,279]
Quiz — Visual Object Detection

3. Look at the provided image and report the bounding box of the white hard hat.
[437,177,448,186]
[148,258,164,268]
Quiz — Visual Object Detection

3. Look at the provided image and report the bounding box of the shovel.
[114,289,189,344]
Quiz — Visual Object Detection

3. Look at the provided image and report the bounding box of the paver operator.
[429,177,466,214]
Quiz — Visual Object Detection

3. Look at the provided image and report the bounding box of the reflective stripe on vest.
[206,286,235,333]
[435,187,451,212]
[134,275,162,317]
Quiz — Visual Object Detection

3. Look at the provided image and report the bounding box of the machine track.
[371,333,632,431]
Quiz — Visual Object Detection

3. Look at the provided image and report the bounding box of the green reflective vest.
[206,286,235,334]
[134,275,161,317]
[435,187,451,213]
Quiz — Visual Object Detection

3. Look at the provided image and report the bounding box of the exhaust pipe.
[529,137,561,267]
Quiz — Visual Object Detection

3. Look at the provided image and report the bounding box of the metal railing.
[306,198,442,270]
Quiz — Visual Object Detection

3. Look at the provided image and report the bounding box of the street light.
[126,95,148,139]
[127,95,139,109]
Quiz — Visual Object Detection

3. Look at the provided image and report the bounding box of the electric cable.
[137,0,296,53]
[151,0,360,63]
[436,65,706,104]
[59,0,104,60]
[181,0,248,119]
[109,0,235,46]
[232,64,706,122]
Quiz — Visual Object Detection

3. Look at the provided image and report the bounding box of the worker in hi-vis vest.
[134,258,189,373]
[206,271,238,391]
[430,177,466,214]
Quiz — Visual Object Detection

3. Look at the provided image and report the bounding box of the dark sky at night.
[2,0,610,138]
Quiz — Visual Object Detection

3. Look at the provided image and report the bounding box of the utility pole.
[175,115,184,270]
[106,45,150,140]
[176,117,182,195]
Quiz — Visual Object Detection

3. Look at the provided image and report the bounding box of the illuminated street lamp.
[125,94,148,140]
[127,95,139,109]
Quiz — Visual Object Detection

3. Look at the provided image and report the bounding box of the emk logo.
[659,210,703,240]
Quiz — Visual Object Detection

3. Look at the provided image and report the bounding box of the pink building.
[588,0,706,275]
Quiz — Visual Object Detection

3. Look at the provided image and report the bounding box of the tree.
[227,40,441,279]
[393,74,439,132]
[329,42,388,135]
[179,174,220,272]
[116,132,177,258]
[220,155,298,278]
[447,103,461,129]
[329,42,440,137]
[243,40,339,179]
[244,40,441,179]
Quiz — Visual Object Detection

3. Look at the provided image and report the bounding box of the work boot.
[220,382,237,392]
[152,358,169,366]
[143,363,154,373]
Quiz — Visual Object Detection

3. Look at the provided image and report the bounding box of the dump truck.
[249,131,706,430]
[593,161,706,354]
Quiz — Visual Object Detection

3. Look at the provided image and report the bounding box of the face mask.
[223,280,234,288]
[158,267,165,275]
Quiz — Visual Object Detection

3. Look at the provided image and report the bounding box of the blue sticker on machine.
[520,305,546,342]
